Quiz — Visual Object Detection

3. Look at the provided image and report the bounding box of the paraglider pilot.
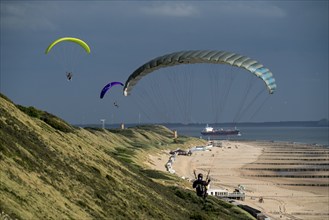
[193,173,211,199]
[66,72,73,81]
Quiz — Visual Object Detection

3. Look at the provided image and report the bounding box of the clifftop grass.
[0,93,253,220]
[16,105,74,133]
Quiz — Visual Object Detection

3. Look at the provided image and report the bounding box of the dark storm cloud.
[1,1,328,124]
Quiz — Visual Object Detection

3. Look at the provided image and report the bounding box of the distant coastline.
[77,121,329,147]
[76,119,329,129]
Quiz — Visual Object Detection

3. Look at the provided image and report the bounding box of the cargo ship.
[201,124,241,136]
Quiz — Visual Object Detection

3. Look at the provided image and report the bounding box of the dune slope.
[0,94,253,220]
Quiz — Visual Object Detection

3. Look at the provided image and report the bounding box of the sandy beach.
[147,140,329,220]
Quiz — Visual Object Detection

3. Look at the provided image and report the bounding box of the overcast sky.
[1,1,328,125]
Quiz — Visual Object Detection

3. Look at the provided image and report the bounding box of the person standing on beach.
[193,173,211,199]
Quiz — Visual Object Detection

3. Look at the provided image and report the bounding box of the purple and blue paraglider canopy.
[100,81,124,99]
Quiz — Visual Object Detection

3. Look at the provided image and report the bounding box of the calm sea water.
[164,124,329,146]
[85,123,328,147]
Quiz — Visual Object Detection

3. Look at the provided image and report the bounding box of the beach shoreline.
[147,140,329,220]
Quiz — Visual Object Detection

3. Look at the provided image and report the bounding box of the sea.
[83,123,329,147]
[165,124,329,147]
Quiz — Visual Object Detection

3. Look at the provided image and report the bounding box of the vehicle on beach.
[201,124,241,136]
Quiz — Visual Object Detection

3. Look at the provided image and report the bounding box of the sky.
[1,1,328,125]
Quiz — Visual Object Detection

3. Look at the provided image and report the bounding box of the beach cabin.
[204,143,213,150]
[207,189,229,197]
[195,146,204,151]
[208,188,245,201]
[229,188,245,201]
[192,146,207,152]
[165,162,175,174]
[169,149,192,156]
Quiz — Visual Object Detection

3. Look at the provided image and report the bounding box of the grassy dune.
[0,94,253,220]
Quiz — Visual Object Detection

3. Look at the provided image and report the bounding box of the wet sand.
[148,140,329,220]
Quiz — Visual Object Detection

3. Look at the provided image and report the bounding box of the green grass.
[0,93,254,220]
[16,105,74,133]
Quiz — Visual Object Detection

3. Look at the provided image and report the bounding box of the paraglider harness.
[193,170,211,199]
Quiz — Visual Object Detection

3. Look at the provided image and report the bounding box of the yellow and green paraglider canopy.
[45,37,91,54]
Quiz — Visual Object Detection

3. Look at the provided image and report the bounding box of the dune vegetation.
[0,93,253,220]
